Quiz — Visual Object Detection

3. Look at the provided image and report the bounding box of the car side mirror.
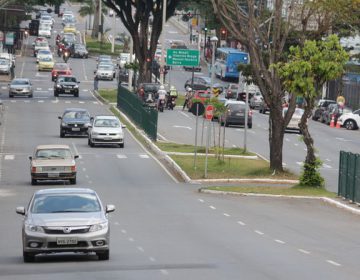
[121,124,126,129]
[28,156,32,160]
[16,207,25,215]
[77,81,80,84]
[106,204,115,213]
[58,116,62,120]
[74,155,79,159]
[93,70,96,74]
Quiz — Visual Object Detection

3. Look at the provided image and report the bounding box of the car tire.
[60,130,65,138]
[70,177,76,185]
[31,178,37,185]
[97,250,109,261]
[344,120,357,130]
[9,94,13,98]
[29,94,33,98]
[119,143,124,148]
[248,123,252,129]
[88,138,94,147]
[74,92,79,97]
[54,91,58,97]
[225,122,229,127]
[23,251,35,263]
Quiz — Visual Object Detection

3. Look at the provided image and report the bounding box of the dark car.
[183,65,202,72]
[312,99,336,121]
[54,75,80,97]
[137,83,161,102]
[71,43,88,58]
[184,76,211,91]
[58,108,91,137]
[219,101,252,128]
[320,104,352,125]
[118,68,129,83]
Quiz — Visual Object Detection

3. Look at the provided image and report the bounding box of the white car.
[40,15,54,26]
[38,25,52,38]
[0,52,15,68]
[283,107,304,133]
[337,109,360,130]
[88,115,126,148]
[95,64,116,80]
[36,49,53,63]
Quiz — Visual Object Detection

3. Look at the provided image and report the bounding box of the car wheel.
[248,123,252,129]
[23,251,35,263]
[60,130,65,138]
[119,143,124,148]
[225,122,229,127]
[70,177,76,185]
[54,91,58,97]
[74,92,79,97]
[344,120,357,130]
[97,250,109,261]
[9,94,13,98]
[89,138,94,147]
[31,178,37,185]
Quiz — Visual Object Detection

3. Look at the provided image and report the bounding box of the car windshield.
[63,111,90,121]
[39,57,52,62]
[0,59,8,65]
[94,118,120,128]
[59,77,77,83]
[12,80,29,85]
[54,64,69,70]
[36,42,48,47]
[38,50,51,55]
[99,65,113,70]
[35,148,72,159]
[31,193,101,213]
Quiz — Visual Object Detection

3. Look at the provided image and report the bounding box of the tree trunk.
[91,0,99,38]
[299,100,316,166]
[268,103,285,172]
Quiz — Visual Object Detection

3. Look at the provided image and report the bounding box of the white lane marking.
[198,199,204,203]
[294,143,299,146]
[121,229,127,234]
[298,249,310,254]
[82,57,88,81]
[223,213,230,217]
[48,88,52,91]
[137,246,144,252]
[149,257,156,262]
[282,162,287,166]
[36,88,42,90]
[274,239,285,244]
[180,111,190,118]
[38,100,45,103]
[139,154,150,159]
[10,100,16,103]
[296,161,303,166]
[160,270,169,275]
[326,158,331,162]
[173,125,192,130]
[52,97,59,103]
[114,221,119,225]
[82,89,88,92]
[1,86,7,90]
[157,132,168,141]
[327,260,341,267]
[209,205,216,210]
[168,31,178,34]
[85,175,89,178]
[232,144,237,148]
[285,138,290,142]
[237,221,246,226]
[79,101,85,104]
[4,155,14,160]
[128,237,134,242]
[93,101,99,104]
[65,101,71,104]
[24,100,30,103]
[255,230,264,235]
[82,167,86,172]
[322,164,332,169]
[117,154,127,159]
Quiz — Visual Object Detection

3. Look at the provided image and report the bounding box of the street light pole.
[160,0,167,85]
[210,36,218,95]
[98,0,102,42]
[111,11,115,53]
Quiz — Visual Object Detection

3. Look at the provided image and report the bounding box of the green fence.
[117,85,158,141]
[338,151,360,203]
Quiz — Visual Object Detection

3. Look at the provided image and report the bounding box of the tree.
[102,0,181,84]
[274,35,348,187]
[78,0,95,33]
[211,0,359,173]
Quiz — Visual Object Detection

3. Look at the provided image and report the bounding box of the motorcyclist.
[183,87,192,111]
[166,86,178,109]
[157,85,167,111]
[63,49,70,63]
[56,34,61,45]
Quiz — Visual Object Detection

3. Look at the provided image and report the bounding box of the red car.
[51,63,72,81]
[187,90,211,110]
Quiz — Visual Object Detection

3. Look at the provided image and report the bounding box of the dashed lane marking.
[137,246,144,252]
[198,199,204,203]
[327,260,341,267]
[255,230,264,235]
[209,206,216,210]
[117,154,127,159]
[274,239,285,244]
[237,221,246,226]
[65,101,71,103]
[223,213,230,217]
[4,155,14,160]
[160,270,169,275]
[149,257,156,262]
[139,154,150,159]
[79,101,85,104]
[298,249,310,254]
[128,237,134,242]
[38,100,44,103]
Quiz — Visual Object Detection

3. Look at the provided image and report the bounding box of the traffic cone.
[335,118,341,128]
[330,115,335,128]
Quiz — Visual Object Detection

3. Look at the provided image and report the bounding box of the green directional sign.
[166,49,200,67]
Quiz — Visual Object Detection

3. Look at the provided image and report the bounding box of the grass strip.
[206,186,336,197]
[85,35,122,55]
[99,89,117,103]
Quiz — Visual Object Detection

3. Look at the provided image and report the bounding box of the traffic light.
[220,28,227,40]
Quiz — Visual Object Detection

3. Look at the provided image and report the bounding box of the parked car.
[184,76,211,91]
[0,52,15,67]
[54,75,80,97]
[38,56,54,71]
[312,99,336,121]
[71,43,88,58]
[16,188,115,262]
[58,108,91,137]
[28,144,78,185]
[88,115,126,148]
[51,63,72,81]
[337,109,360,130]
[320,104,352,125]
[219,100,253,128]
[283,107,304,133]
[95,64,116,80]
[9,78,33,98]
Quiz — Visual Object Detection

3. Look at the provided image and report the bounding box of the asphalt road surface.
[0,3,359,280]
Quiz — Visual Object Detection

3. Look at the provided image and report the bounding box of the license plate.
[56,237,78,245]
[236,113,244,116]
[72,127,80,131]
[65,90,71,93]
[48,173,59,178]
[104,137,112,140]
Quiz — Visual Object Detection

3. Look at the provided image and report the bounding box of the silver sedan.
[16,188,115,262]
[9,78,33,98]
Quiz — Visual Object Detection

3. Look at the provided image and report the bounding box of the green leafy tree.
[78,0,95,33]
[274,35,348,187]
[102,0,182,84]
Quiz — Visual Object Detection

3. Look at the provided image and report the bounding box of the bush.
[299,158,325,188]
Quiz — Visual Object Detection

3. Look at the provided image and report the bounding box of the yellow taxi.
[38,56,55,71]
[63,23,77,34]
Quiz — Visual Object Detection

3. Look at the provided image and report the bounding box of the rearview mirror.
[74,155,79,159]
[121,124,126,129]
[16,207,25,215]
[28,156,32,160]
[106,204,115,213]
[58,116,62,119]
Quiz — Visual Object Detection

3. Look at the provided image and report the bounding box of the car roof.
[63,108,89,113]
[35,144,71,150]
[54,63,70,69]
[11,78,30,82]
[225,100,246,105]
[94,115,118,119]
[34,188,96,195]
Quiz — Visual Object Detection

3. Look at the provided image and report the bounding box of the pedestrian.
[94,75,99,91]
[183,88,192,111]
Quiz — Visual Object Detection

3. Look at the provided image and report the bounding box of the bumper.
[91,136,124,145]
[38,65,53,71]
[224,116,251,126]
[97,74,113,80]
[31,172,76,181]
[55,88,79,95]
[23,228,109,254]
[10,90,32,96]
[61,127,88,135]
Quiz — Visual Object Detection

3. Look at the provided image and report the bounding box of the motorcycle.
[57,48,63,57]
[166,96,177,110]
[158,99,165,112]
[63,50,70,63]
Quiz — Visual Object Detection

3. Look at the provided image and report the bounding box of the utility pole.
[98,0,102,42]
[159,0,167,85]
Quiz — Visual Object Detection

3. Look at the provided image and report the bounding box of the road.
[0,3,359,279]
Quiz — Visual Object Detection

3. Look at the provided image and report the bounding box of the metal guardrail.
[117,85,158,141]
[338,151,360,204]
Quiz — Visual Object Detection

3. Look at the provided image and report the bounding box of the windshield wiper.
[50,210,90,213]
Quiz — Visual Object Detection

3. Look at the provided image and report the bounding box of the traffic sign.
[205,105,214,120]
[166,49,200,67]
[190,102,205,116]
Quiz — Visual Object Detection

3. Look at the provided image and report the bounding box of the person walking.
[183,87,192,111]
[93,75,99,91]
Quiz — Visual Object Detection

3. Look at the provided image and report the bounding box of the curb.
[195,178,299,184]
[165,151,258,160]
[199,189,360,216]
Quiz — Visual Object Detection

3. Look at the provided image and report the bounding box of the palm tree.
[78,0,95,33]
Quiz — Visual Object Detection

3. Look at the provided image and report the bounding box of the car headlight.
[89,222,108,232]
[74,84,79,88]
[56,84,61,88]
[61,122,67,127]
[25,224,44,233]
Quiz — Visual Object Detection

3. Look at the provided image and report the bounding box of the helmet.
[159,85,165,90]
[170,86,176,90]
[187,87,192,92]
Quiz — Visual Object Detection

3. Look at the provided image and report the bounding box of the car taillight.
[71,165,76,172]
[31,167,36,173]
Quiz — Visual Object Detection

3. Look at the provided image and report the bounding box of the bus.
[214,48,249,80]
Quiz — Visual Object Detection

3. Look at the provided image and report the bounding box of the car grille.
[44,226,90,234]
[98,133,117,136]
[66,123,85,128]
[41,166,71,172]
[63,85,74,89]
[47,241,88,248]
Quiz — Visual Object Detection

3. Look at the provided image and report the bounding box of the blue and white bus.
[214,48,249,80]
